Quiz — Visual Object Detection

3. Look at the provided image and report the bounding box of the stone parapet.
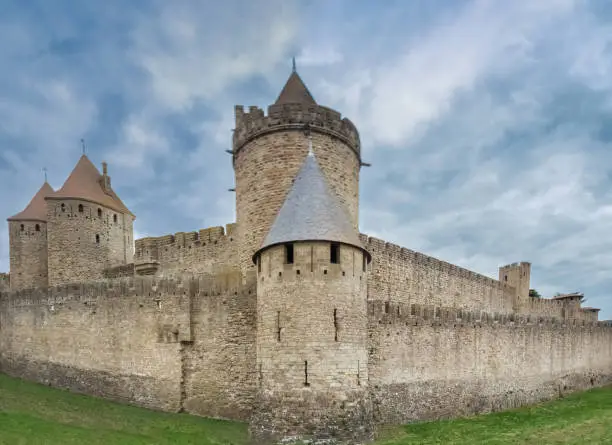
[233,103,361,160]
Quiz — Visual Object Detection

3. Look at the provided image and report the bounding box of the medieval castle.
[1,67,611,444]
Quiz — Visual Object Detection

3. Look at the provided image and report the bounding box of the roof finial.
[292,56,296,73]
[81,138,86,155]
[42,167,48,183]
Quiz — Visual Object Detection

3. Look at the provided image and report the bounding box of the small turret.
[250,136,373,444]
[45,155,135,285]
[7,181,54,290]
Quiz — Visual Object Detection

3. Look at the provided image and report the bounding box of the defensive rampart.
[0,271,257,420]
[134,224,239,277]
[367,299,612,425]
[361,235,516,313]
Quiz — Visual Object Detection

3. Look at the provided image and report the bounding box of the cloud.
[0,0,611,321]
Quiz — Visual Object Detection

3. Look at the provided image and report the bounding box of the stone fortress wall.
[2,67,611,443]
[1,226,609,431]
[133,224,239,277]
[0,272,256,420]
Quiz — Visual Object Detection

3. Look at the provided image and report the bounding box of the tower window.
[95,234,100,244]
[113,214,117,223]
[61,203,65,212]
[97,208,102,218]
[285,243,294,264]
[362,253,367,272]
[78,204,83,213]
[35,224,40,232]
[330,243,340,264]
[257,256,261,273]
[20,224,24,232]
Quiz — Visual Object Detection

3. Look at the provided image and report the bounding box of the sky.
[0,0,611,318]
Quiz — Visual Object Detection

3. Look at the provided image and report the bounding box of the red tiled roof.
[7,182,54,222]
[275,71,317,105]
[46,155,134,217]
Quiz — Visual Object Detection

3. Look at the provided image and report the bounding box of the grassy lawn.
[1,373,612,444]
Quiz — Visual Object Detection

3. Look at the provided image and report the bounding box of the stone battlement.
[368,300,608,329]
[360,234,511,291]
[134,224,238,276]
[0,270,252,309]
[233,103,361,158]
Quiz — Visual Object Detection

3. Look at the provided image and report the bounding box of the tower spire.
[292,56,297,73]
[81,138,86,155]
[43,167,48,183]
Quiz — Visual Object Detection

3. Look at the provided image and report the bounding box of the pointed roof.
[275,71,317,106]
[253,141,369,263]
[8,181,54,222]
[46,155,134,217]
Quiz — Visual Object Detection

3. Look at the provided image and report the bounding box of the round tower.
[233,67,362,271]
[45,156,135,286]
[7,181,54,290]
[250,140,373,444]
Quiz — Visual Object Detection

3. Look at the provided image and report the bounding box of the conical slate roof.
[47,155,134,216]
[254,143,370,262]
[8,181,54,222]
[275,71,317,105]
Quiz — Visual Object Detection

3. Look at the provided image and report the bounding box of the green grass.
[0,373,247,445]
[377,386,612,445]
[1,373,611,444]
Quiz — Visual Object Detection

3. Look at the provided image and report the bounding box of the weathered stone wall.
[103,263,135,279]
[367,300,612,425]
[46,199,134,286]
[0,273,257,420]
[0,278,185,411]
[182,271,257,420]
[251,242,372,444]
[0,273,9,292]
[362,235,516,313]
[233,103,361,271]
[8,220,48,290]
[134,224,239,277]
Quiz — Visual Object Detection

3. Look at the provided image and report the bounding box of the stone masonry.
[2,66,611,445]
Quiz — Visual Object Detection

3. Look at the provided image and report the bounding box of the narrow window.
[357,360,361,386]
[330,242,340,264]
[276,311,281,342]
[95,234,100,244]
[304,361,310,387]
[97,208,102,218]
[78,204,83,213]
[257,256,261,273]
[35,224,40,232]
[504,275,508,282]
[20,224,24,231]
[333,309,338,342]
[285,243,294,264]
[113,214,117,223]
[362,253,366,272]
[61,203,65,212]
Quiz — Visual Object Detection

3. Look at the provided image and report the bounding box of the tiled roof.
[7,182,54,222]
[254,142,369,262]
[46,155,134,216]
[274,71,317,105]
